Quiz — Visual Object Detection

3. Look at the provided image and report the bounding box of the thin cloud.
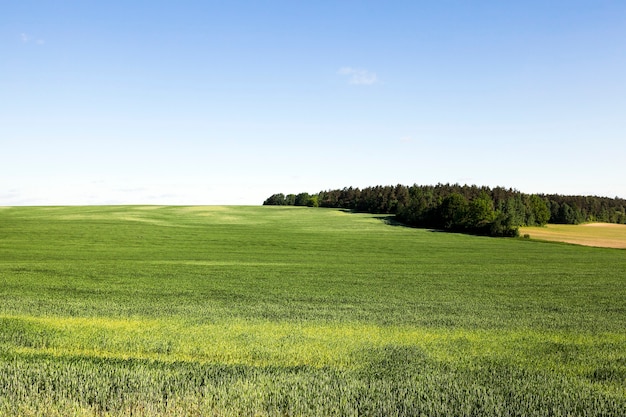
[20,33,44,45]
[338,67,378,85]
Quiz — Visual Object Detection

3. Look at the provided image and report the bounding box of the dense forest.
[263,184,626,237]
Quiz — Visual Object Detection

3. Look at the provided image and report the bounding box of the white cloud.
[338,67,378,85]
[20,33,44,45]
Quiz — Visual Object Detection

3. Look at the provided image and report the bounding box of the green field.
[1,206,625,416]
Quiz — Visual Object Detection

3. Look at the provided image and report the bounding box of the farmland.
[520,223,626,249]
[1,205,625,416]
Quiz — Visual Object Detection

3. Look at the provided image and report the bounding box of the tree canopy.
[264,183,626,237]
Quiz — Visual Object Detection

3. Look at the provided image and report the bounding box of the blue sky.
[2,1,625,205]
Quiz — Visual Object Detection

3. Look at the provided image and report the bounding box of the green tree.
[294,193,310,206]
[490,210,520,237]
[528,195,550,226]
[285,194,296,206]
[502,195,526,227]
[263,193,286,206]
[558,203,584,224]
[306,195,319,207]
[467,192,496,231]
[439,193,468,230]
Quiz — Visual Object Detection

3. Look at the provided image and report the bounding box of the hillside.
[1,206,625,416]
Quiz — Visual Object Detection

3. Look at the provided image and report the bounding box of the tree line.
[263,184,626,237]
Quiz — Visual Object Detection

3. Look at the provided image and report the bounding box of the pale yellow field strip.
[520,223,626,249]
[5,314,623,374]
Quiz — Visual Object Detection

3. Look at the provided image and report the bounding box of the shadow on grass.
[376,215,411,228]
[370,213,513,238]
[342,210,474,235]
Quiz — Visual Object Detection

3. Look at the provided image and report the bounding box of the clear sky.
[2,1,625,205]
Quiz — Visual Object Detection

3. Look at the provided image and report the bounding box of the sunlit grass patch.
[3,314,625,414]
[3,314,625,385]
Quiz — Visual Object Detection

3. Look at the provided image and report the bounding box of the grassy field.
[520,222,626,249]
[1,206,625,416]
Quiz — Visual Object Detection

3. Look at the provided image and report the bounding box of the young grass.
[1,206,625,415]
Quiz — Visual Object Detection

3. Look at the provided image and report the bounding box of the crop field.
[520,223,626,249]
[1,206,625,416]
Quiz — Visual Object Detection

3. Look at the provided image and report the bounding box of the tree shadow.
[340,209,442,231]
[371,214,448,233]
[376,215,408,228]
